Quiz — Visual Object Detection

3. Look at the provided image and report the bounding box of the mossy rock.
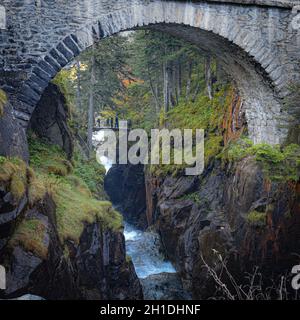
[28,137,121,244]
[0,157,27,202]
[0,89,7,117]
[9,218,48,259]
[220,138,300,182]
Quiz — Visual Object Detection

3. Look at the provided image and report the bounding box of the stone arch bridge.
[0,0,300,158]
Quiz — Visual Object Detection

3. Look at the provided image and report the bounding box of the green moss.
[246,211,266,227]
[0,89,7,117]
[221,138,300,182]
[9,218,48,259]
[180,191,201,205]
[205,135,223,164]
[10,173,26,202]
[72,150,106,199]
[29,136,72,177]
[28,137,121,244]
[148,86,233,177]
[0,157,27,201]
[27,170,47,206]
[50,178,122,243]
[167,86,230,132]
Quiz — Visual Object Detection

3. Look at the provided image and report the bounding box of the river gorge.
[0,1,299,300]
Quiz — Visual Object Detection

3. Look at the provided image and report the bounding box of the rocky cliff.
[145,157,300,299]
[0,90,29,161]
[105,164,148,230]
[0,185,142,300]
[0,82,143,300]
[29,83,73,159]
[106,150,299,299]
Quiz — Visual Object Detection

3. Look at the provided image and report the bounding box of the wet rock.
[0,97,29,161]
[14,294,45,300]
[105,164,147,229]
[141,273,191,300]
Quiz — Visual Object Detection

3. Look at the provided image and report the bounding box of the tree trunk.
[163,60,169,113]
[186,61,192,101]
[172,62,177,106]
[168,62,175,108]
[192,67,202,102]
[177,59,182,102]
[205,56,213,100]
[76,60,82,111]
[148,66,161,114]
[87,46,96,159]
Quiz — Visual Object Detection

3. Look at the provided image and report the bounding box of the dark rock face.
[146,158,300,299]
[0,98,29,161]
[0,192,143,300]
[105,164,147,229]
[29,83,73,159]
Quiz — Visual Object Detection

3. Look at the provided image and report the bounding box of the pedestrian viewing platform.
[93,119,131,132]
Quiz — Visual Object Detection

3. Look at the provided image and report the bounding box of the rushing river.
[94,136,190,299]
[124,222,176,278]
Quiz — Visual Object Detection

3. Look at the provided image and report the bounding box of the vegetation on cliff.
[9,217,48,259]
[220,137,300,182]
[0,137,122,257]
[28,137,122,244]
[0,156,27,202]
[0,89,7,117]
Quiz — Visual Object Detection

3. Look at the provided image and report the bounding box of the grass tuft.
[9,218,48,259]
[0,89,7,117]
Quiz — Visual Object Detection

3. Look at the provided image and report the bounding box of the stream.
[124,222,175,279]
[94,130,190,299]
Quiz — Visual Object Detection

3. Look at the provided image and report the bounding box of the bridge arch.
[5,0,298,144]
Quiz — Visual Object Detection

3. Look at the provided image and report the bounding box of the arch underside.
[150,24,290,145]
[12,1,291,145]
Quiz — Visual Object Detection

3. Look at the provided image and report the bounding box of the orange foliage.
[222,89,245,145]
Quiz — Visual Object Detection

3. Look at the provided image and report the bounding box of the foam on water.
[124,222,176,279]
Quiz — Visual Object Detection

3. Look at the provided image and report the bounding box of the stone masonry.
[0,0,300,153]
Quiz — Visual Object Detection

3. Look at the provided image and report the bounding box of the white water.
[95,147,176,279]
[93,132,113,173]
[124,222,176,279]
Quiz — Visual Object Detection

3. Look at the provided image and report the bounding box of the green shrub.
[149,85,233,177]
[246,211,266,227]
[72,150,106,198]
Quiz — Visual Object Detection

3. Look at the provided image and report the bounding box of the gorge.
[0,0,299,301]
